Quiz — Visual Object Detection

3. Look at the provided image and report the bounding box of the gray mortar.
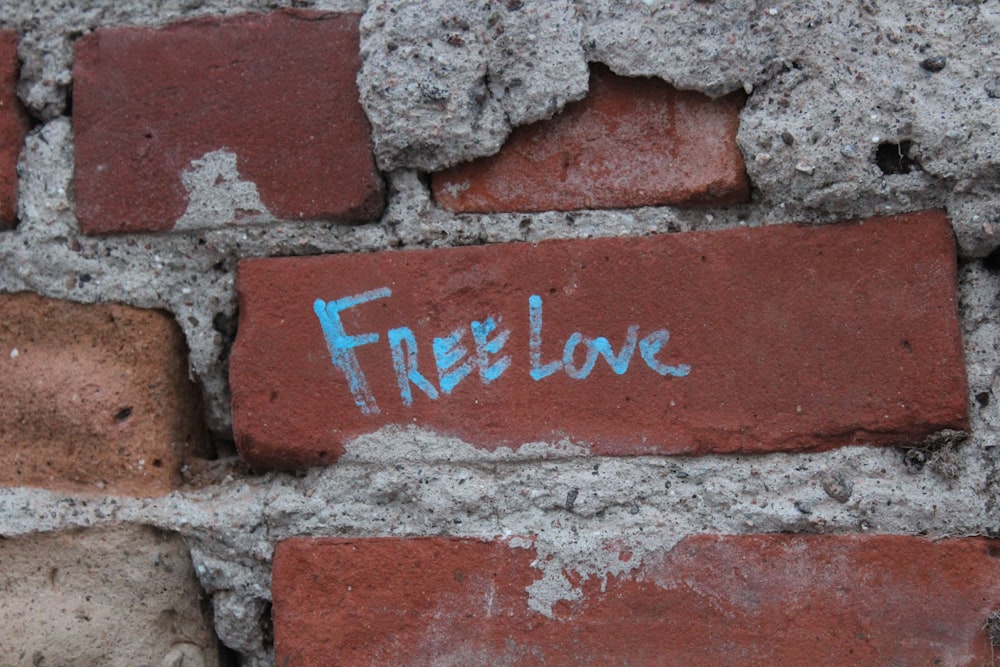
[359,0,590,171]
[1,419,997,664]
[0,0,998,664]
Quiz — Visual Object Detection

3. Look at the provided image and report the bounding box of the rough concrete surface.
[0,524,219,666]
[0,0,995,665]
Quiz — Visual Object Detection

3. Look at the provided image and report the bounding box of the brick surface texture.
[0,30,29,229]
[2,4,995,664]
[0,526,219,665]
[432,64,749,213]
[73,10,384,235]
[231,209,967,469]
[273,534,1000,665]
[0,293,209,494]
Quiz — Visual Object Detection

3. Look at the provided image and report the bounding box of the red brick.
[432,64,749,213]
[0,293,210,495]
[230,210,967,469]
[0,31,29,230]
[273,534,1000,665]
[73,10,383,235]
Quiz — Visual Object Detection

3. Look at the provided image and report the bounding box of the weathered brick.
[231,210,967,469]
[0,293,210,495]
[73,10,383,235]
[0,526,218,666]
[0,30,30,230]
[273,534,1000,665]
[432,64,749,213]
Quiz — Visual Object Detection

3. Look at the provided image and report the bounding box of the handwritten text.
[313,288,690,415]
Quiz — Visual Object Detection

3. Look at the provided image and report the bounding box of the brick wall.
[1,1,998,665]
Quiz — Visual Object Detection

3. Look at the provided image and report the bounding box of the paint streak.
[313,288,391,414]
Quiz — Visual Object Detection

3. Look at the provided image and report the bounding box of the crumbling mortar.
[1,430,996,664]
[0,0,998,663]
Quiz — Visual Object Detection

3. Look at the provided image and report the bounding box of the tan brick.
[0,525,218,666]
